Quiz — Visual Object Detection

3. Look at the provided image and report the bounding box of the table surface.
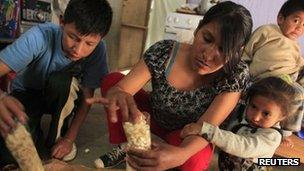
[275,134,304,163]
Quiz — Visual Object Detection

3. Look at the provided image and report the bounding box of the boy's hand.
[180,123,202,139]
[51,137,73,159]
[0,95,28,138]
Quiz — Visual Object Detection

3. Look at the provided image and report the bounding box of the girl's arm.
[200,122,282,158]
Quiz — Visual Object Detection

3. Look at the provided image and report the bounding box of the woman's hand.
[126,142,187,171]
[51,137,73,159]
[0,94,27,138]
[86,86,142,123]
[180,123,203,139]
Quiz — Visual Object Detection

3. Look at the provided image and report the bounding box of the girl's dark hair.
[247,77,296,117]
[279,0,304,18]
[196,1,252,74]
[63,0,113,37]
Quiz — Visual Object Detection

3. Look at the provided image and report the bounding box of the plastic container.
[298,129,304,139]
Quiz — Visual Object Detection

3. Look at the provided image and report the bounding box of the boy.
[0,0,112,166]
[242,0,304,145]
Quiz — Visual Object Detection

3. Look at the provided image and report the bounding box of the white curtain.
[145,0,186,50]
[52,0,70,23]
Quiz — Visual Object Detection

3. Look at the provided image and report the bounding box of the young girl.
[181,77,297,170]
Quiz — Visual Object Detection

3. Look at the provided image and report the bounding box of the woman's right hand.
[0,94,27,138]
[126,141,187,171]
[86,86,142,123]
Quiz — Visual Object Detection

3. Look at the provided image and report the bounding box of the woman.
[88,1,253,170]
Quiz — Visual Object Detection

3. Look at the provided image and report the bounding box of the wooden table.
[275,134,304,164]
[44,159,125,171]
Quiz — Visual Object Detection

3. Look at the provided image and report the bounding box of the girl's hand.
[126,142,187,171]
[180,123,203,139]
[281,136,294,148]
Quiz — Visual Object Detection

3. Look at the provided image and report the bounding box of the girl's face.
[61,21,101,61]
[278,11,304,40]
[246,95,285,128]
[190,21,226,75]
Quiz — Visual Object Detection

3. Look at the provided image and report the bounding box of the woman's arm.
[197,91,241,125]
[87,58,152,123]
[179,91,241,159]
[114,59,151,95]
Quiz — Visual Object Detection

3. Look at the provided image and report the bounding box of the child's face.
[246,95,285,128]
[278,11,304,40]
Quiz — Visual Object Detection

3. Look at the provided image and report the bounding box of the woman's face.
[190,21,226,75]
[246,95,285,128]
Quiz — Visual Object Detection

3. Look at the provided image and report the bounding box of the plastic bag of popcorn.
[5,122,44,171]
[123,112,151,171]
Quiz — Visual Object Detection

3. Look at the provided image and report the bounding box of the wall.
[104,0,123,71]
[145,0,185,50]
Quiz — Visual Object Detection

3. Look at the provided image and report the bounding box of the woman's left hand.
[126,141,187,171]
[51,137,73,159]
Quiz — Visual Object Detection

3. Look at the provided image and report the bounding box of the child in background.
[242,0,304,145]
[181,77,297,170]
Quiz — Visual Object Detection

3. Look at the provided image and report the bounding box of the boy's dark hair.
[279,0,304,18]
[63,0,113,37]
[247,77,296,117]
[196,1,253,74]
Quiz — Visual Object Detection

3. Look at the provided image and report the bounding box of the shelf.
[0,38,16,44]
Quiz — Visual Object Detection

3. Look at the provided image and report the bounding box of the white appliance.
[164,12,203,43]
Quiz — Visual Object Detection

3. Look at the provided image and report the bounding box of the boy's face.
[246,95,285,128]
[278,11,304,40]
[60,21,102,61]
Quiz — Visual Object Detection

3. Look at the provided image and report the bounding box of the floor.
[62,89,304,170]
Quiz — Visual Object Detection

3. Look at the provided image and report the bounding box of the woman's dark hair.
[279,0,304,18]
[246,77,296,117]
[63,0,113,37]
[196,1,252,74]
